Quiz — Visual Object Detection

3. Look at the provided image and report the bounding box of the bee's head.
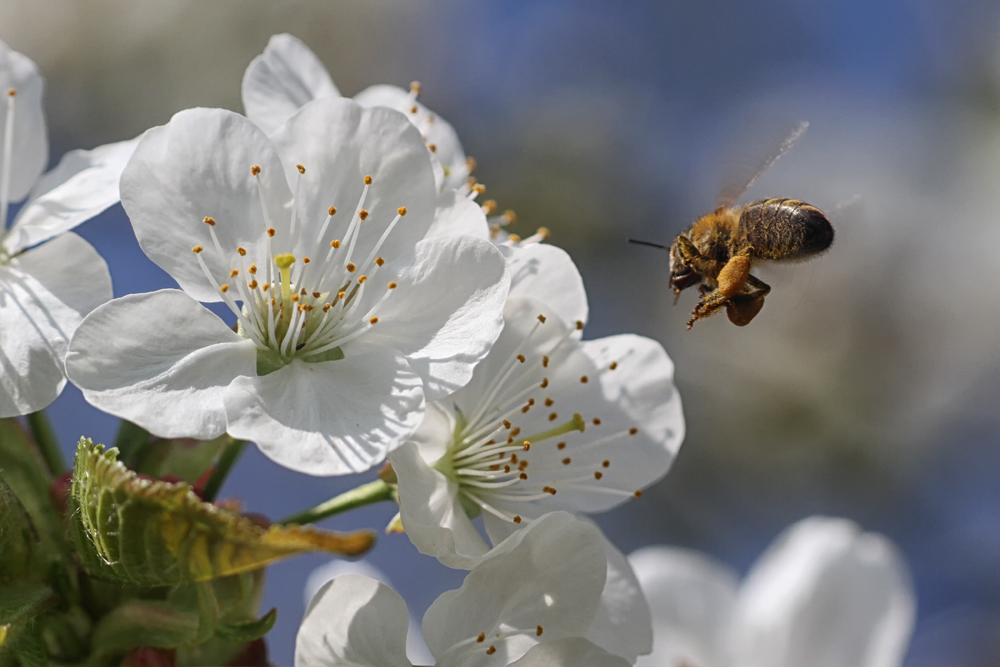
[668,240,701,293]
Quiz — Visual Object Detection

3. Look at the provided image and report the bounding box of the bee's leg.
[687,254,752,328]
[726,274,771,326]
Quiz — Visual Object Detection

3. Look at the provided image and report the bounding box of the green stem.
[199,438,247,502]
[26,410,63,476]
[278,479,393,525]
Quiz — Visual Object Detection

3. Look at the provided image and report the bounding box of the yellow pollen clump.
[397,206,407,216]
[503,420,512,429]
[369,316,379,325]
[230,269,239,278]
[594,471,603,480]
[300,288,307,296]
[296,164,306,174]
[544,486,557,495]
[477,633,485,643]
[358,276,368,284]
[323,304,331,312]
[410,81,421,94]
[409,105,418,114]
[557,442,566,450]
[337,291,346,300]
[486,646,496,656]
[466,156,477,172]
[220,284,230,293]
[580,375,589,384]
[248,280,258,289]
[312,291,321,298]
[388,281,398,289]
[291,294,299,302]
[262,284,270,291]
[328,206,337,216]
[544,398,554,407]
[593,418,602,426]
[7,88,16,97]
[516,354,526,363]
[504,210,517,223]
[542,355,550,368]
[504,465,511,473]
[331,239,341,248]
[537,314,546,323]
[527,398,535,406]
[428,143,437,153]
[513,515,522,524]
[248,263,257,274]
[346,263,356,273]
[251,165,261,176]
[508,234,522,243]
[629,427,639,435]
[364,175,373,185]
[634,490,643,498]
[522,441,531,451]
[537,227,551,238]
[519,472,528,480]
[274,253,296,269]
[548,413,558,421]
[203,216,216,226]
[303,257,311,264]
[562,458,571,465]
[602,460,611,467]
[482,199,497,214]
[374,257,385,267]
[359,210,369,221]
[576,320,584,330]
[536,626,543,637]
[471,183,486,195]
[192,245,203,253]
[237,247,247,256]
[609,361,618,370]
[267,228,276,237]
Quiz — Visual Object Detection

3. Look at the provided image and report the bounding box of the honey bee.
[630,122,834,329]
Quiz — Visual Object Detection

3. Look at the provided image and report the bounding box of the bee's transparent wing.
[716,121,809,209]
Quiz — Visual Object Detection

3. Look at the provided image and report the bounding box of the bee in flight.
[630,122,834,329]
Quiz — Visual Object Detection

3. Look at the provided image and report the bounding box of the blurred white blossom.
[0,39,134,417]
[629,516,916,667]
[66,96,509,475]
[296,512,634,667]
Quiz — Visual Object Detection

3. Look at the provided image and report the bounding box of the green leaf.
[0,476,38,580]
[0,584,53,627]
[214,608,276,643]
[0,420,66,560]
[89,600,200,651]
[4,621,47,667]
[70,440,375,587]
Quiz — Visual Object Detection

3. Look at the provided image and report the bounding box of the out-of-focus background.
[4,0,1000,664]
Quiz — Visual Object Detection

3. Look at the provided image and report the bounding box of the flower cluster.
[0,32,918,667]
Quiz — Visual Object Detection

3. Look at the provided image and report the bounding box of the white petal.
[354,235,509,401]
[504,243,589,327]
[425,188,489,240]
[407,401,456,469]
[120,107,292,303]
[354,84,469,193]
[730,516,915,667]
[422,512,606,665]
[65,289,256,439]
[304,560,434,666]
[508,637,632,667]
[0,40,46,203]
[586,535,653,663]
[629,546,739,667]
[224,351,425,476]
[5,137,139,254]
[270,97,437,265]
[243,33,340,137]
[0,232,111,417]
[390,442,490,569]
[296,575,411,667]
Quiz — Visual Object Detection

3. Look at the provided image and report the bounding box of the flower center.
[434,311,644,526]
[192,166,405,375]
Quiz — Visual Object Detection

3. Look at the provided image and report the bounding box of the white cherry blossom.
[388,294,682,576]
[296,512,632,667]
[0,39,135,417]
[66,97,509,476]
[629,516,916,667]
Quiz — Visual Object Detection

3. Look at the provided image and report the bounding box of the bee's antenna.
[627,238,669,250]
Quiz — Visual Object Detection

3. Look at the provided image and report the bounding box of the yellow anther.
[6,88,15,97]
[634,490,643,498]
[331,239,341,248]
[251,165,261,176]
[369,316,379,324]
[220,284,230,293]
[302,257,311,264]
[267,228,276,237]
[328,206,337,216]
[592,418,601,425]
[513,515,522,523]
[312,291,321,298]
[230,269,239,278]
[364,175,373,185]
[629,427,638,435]
[323,303,331,312]
[472,183,486,194]
[576,320,584,330]
[300,288,307,296]
[508,234,521,243]
[359,210,369,221]
[248,279,258,289]
[248,263,257,274]
[237,246,247,256]
[516,354,526,363]
[602,460,611,468]
[504,210,517,222]
[296,164,306,174]
[397,206,407,216]
[536,226,551,238]
[536,626,543,637]
[482,199,497,214]
[346,263,356,273]
[374,257,384,266]
[540,378,549,389]
[466,156,477,173]
[537,314,546,323]
[609,361,618,370]
[203,216,217,226]
[192,245,204,253]
[410,105,419,114]
[428,143,437,153]
[594,471,603,480]
[358,275,368,284]
[410,81,421,95]
[337,291,346,300]
[503,420,512,429]
[388,281,397,289]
